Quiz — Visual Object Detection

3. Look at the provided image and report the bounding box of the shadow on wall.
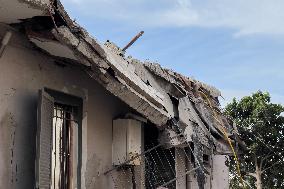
[0,92,38,188]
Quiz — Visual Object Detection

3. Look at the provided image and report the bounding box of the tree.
[225,91,284,189]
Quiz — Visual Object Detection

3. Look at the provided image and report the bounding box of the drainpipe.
[0,31,12,58]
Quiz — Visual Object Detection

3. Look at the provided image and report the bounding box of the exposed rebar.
[122,31,144,52]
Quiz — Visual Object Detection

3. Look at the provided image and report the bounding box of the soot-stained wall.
[0,24,131,189]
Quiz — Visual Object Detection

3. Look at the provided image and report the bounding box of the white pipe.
[0,31,12,57]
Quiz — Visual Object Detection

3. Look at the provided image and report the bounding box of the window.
[35,89,82,189]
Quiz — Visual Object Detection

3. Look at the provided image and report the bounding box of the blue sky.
[61,0,284,106]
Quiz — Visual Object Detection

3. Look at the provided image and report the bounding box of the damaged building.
[0,0,243,188]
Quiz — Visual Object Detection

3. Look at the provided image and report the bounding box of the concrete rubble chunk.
[0,1,246,189]
[6,0,241,155]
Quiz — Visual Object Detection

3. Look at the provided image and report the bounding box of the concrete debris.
[144,62,221,98]
[0,0,48,23]
[105,41,125,56]
[20,0,51,10]
[29,37,79,62]
[158,128,186,148]
[6,0,241,158]
[0,1,244,189]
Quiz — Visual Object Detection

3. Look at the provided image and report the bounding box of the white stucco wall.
[211,155,229,189]
[0,24,131,189]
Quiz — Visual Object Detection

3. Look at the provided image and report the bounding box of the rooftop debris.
[0,0,243,188]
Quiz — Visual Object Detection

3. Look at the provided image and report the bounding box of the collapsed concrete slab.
[2,0,239,150]
[0,0,243,188]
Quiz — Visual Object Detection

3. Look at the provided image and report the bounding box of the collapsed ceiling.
[0,0,242,152]
[1,0,244,186]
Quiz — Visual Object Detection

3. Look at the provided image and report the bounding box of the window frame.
[44,88,83,189]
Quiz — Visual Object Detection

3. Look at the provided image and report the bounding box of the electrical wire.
[199,91,246,188]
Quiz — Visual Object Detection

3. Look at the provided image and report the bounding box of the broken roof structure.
[0,0,243,188]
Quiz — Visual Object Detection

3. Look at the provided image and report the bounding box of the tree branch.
[262,150,284,170]
[247,172,256,178]
[254,156,258,169]
[262,161,282,173]
[243,180,254,189]
[260,152,273,170]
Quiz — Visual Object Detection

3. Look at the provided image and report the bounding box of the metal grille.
[51,103,78,189]
[105,123,201,189]
[144,145,176,188]
[105,144,199,188]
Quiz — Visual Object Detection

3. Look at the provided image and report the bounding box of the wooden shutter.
[36,90,54,189]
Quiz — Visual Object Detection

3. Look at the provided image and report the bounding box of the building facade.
[0,1,238,188]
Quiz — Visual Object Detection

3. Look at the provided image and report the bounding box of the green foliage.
[225,91,284,188]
